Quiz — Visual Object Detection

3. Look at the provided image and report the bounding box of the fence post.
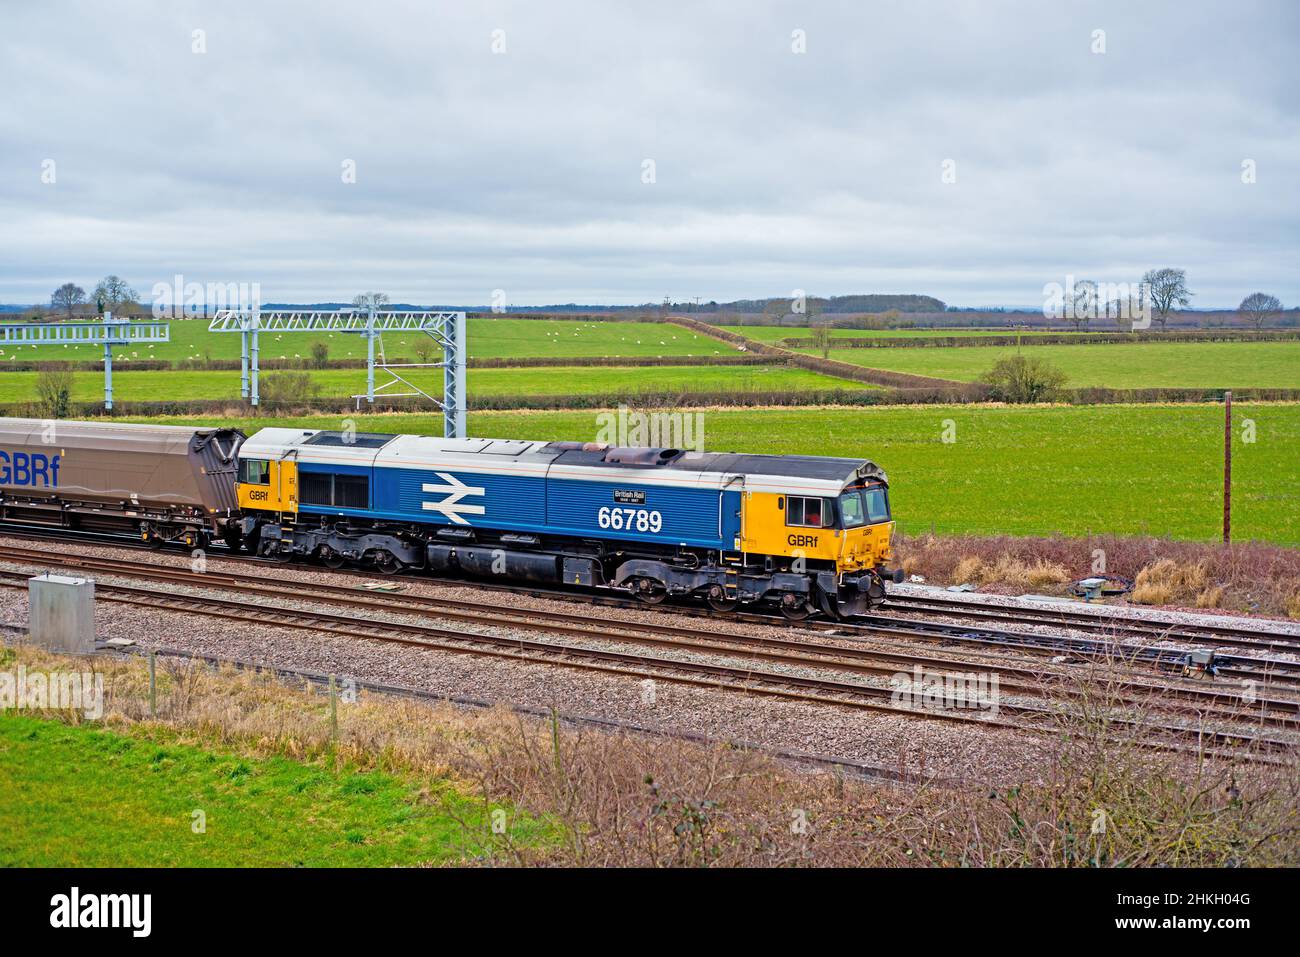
[148,651,157,717]
[1223,390,1232,543]
[329,675,338,743]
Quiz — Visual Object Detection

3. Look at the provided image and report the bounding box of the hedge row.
[0,387,984,418]
[777,330,1300,349]
[9,385,1300,420]
[0,354,770,373]
[1070,386,1300,404]
[469,354,768,368]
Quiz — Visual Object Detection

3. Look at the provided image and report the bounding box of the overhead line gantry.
[207,306,467,438]
[0,313,170,410]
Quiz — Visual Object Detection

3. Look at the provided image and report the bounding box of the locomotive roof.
[238,428,886,494]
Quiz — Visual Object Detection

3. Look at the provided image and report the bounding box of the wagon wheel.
[630,577,668,605]
[374,550,405,575]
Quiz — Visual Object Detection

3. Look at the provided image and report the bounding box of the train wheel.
[223,533,244,553]
[630,577,668,605]
[778,593,812,621]
[374,551,404,575]
[319,548,346,570]
[832,592,868,620]
[259,539,293,562]
[704,585,737,612]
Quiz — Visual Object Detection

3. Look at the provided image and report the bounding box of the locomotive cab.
[235,456,298,513]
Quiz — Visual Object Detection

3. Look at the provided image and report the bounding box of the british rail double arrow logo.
[420,472,486,525]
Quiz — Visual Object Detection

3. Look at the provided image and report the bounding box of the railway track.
[0,550,1293,758]
[829,614,1300,688]
[1,544,1298,727]
[882,592,1300,656]
[3,524,1299,687]
[4,523,1297,662]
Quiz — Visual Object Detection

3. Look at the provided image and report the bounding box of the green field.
[117,403,1300,544]
[0,317,740,364]
[0,364,866,402]
[0,714,546,866]
[798,341,1300,389]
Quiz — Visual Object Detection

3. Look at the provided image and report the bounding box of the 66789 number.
[598,506,663,533]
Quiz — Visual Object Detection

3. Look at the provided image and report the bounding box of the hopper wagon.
[0,418,245,548]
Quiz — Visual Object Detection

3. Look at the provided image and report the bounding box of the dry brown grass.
[2,642,1295,867]
[952,555,986,584]
[1132,559,1210,605]
[1195,585,1225,609]
[896,533,1300,616]
[1286,588,1300,620]
[949,553,1068,590]
[1130,581,1174,605]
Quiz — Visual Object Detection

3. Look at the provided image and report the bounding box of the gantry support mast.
[0,313,171,410]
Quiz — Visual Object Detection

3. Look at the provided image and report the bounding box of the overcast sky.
[1,1,1296,308]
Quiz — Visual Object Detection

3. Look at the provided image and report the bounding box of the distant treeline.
[702,310,1300,331]
[776,330,1300,349]
[9,303,1298,332]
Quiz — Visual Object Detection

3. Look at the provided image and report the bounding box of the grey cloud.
[0,0,1295,306]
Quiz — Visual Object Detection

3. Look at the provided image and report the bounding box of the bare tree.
[50,282,86,318]
[762,298,791,326]
[1140,267,1192,331]
[351,292,390,309]
[35,364,74,418]
[810,321,833,358]
[91,275,139,313]
[1237,292,1282,331]
[1068,279,1097,331]
[979,355,1068,403]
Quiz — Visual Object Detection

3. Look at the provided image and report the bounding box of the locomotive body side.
[236,427,898,618]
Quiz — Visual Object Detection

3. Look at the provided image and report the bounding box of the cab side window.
[238,458,270,485]
[787,495,826,528]
[864,487,890,522]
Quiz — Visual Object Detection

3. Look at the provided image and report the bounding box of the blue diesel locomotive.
[233,427,900,619]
